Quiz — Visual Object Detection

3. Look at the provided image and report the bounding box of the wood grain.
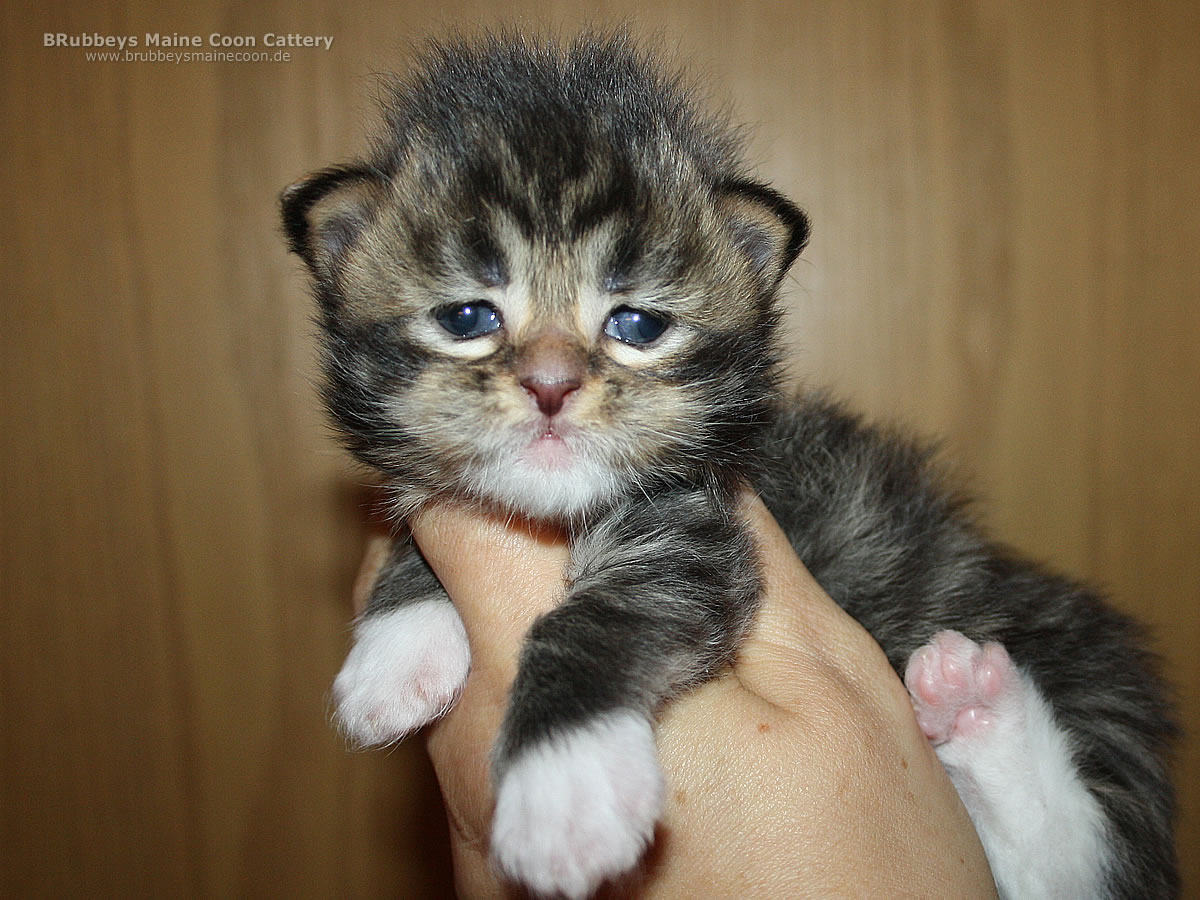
[2,0,1196,895]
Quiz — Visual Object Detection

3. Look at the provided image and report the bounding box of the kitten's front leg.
[332,538,471,746]
[489,490,759,899]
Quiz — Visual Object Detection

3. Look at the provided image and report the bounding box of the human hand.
[357,495,996,898]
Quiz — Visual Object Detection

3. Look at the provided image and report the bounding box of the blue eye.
[604,307,667,345]
[435,302,502,339]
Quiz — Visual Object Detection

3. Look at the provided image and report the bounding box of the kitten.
[282,32,1177,899]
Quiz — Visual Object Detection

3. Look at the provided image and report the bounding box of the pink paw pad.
[904,630,1014,745]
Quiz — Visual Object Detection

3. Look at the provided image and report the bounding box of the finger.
[351,532,394,616]
[410,503,568,685]
[411,505,569,892]
[735,492,905,712]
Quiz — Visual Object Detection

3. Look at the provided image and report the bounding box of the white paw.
[332,600,470,746]
[904,629,1014,745]
[905,630,1108,898]
[491,711,664,900]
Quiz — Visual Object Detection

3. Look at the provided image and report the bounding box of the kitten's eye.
[604,307,667,345]
[435,302,502,339]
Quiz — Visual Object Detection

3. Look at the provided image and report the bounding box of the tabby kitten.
[282,32,1177,899]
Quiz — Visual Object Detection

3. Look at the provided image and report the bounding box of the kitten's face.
[282,39,808,519]
[315,182,788,518]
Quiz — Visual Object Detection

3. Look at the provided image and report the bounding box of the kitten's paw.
[332,600,470,747]
[905,631,1109,898]
[904,630,1015,745]
[491,711,664,900]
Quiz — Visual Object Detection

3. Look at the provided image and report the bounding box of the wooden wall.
[2,0,1196,895]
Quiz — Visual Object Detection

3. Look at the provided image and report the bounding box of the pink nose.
[520,377,581,416]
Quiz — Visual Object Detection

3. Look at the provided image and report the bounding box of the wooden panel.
[2,0,1195,895]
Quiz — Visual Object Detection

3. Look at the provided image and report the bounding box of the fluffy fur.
[283,31,1177,898]
[333,597,470,746]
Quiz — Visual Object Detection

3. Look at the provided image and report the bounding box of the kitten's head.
[283,32,809,520]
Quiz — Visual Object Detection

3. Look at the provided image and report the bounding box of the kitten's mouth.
[524,421,573,469]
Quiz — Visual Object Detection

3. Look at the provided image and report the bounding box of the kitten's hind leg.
[905,631,1108,899]
[332,539,470,747]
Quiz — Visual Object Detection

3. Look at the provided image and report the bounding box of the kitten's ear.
[281,165,385,274]
[717,181,811,288]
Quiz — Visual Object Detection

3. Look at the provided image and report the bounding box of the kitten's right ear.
[280,165,385,274]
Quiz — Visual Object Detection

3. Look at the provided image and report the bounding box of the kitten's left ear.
[280,164,386,275]
[717,181,811,288]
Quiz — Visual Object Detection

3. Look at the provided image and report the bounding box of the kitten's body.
[283,33,1176,899]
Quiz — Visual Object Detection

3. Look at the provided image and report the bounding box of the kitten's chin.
[464,442,619,520]
[524,433,573,470]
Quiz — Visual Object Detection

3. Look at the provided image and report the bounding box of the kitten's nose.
[517,330,586,417]
[520,376,581,417]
